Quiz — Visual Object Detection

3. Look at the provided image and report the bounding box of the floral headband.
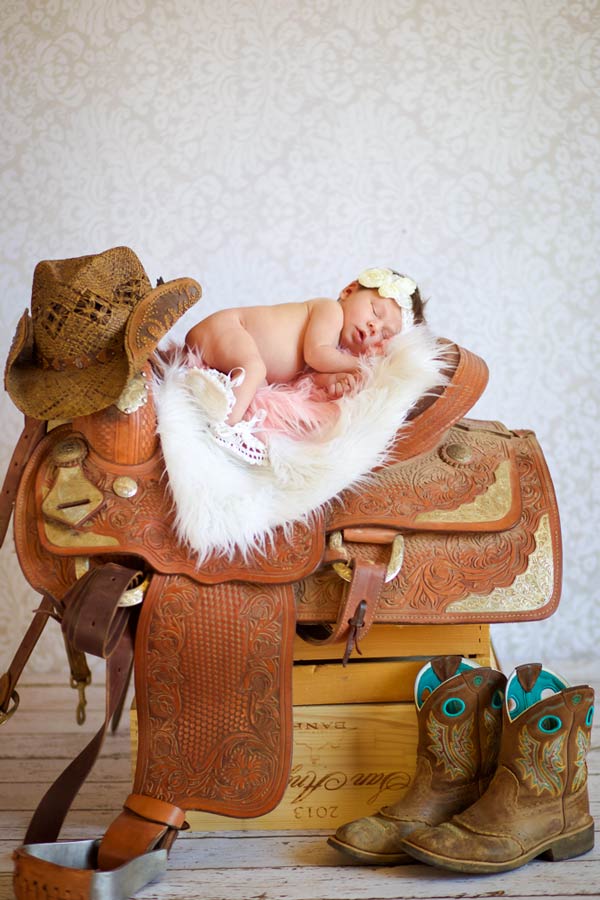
[358,267,417,330]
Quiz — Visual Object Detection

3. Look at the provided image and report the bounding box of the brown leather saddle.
[2,340,561,898]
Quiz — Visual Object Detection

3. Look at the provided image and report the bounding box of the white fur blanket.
[154,327,447,563]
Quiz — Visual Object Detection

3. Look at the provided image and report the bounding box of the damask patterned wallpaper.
[1,0,598,672]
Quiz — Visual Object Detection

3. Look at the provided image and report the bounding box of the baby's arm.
[303,300,361,374]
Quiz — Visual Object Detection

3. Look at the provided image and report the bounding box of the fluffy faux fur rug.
[154,326,447,563]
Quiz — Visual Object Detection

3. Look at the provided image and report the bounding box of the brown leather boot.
[400,663,595,873]
[328,656,506,864]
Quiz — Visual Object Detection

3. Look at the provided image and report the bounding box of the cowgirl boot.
[400,663,595,873]
[328,655,506,864]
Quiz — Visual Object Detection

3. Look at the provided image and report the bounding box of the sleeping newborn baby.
[184,267,426,464]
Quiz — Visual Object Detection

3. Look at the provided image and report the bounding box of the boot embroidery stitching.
[572,726,591,792]
[427,712,476,779]
[483,707,502,760]
[515,726,566,795]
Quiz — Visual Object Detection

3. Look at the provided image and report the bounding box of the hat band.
[37,346,120,372]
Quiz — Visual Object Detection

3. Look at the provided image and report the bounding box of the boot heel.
[540,824,595,862]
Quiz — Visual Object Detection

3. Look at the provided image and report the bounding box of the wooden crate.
[292,623,494,705]
[130,623,493,830]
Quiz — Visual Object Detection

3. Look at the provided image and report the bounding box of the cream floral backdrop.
[1,0,598,672]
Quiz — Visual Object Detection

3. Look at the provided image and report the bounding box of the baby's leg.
[187,316,267,424]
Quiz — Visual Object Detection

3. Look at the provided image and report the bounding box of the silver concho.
[116,372,148,414]
[113,476,139,498]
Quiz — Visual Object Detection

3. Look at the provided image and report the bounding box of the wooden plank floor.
[1,658,598,900]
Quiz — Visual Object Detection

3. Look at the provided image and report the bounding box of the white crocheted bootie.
[210,411,268,466]
[185,366,268,466]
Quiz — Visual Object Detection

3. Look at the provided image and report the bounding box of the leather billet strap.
[0,594,93,727]
[297,558,387,664]
[59,563,136,660]
[0,417,48,722]
[0,415,46,547]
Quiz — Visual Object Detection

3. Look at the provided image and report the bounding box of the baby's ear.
[339,280,359,300]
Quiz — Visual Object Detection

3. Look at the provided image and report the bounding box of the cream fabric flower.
[358,267,417,310]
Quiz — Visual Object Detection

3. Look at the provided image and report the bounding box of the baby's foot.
[210,413,268,466]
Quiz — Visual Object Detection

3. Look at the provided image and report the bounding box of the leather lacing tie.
[343,599,368,666]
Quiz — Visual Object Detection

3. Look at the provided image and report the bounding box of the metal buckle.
[117,573,150,607]
[329,530,405,583]
[75,558,149,607]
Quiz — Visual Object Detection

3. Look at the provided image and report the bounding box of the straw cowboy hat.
[4,246,201,420]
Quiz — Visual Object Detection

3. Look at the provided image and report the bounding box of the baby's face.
[338,286,405,355]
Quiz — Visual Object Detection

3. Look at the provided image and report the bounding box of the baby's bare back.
[241,302,313,380]
[188,300,334,383]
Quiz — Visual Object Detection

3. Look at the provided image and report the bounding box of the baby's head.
[338,267,426,356]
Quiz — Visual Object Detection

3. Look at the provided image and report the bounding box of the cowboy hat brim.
[125,277,201,372]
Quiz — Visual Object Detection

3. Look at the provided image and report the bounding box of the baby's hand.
[312,371,362,398]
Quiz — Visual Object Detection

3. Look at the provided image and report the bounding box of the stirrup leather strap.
[24,564,139,845]
[98,795,186,870]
